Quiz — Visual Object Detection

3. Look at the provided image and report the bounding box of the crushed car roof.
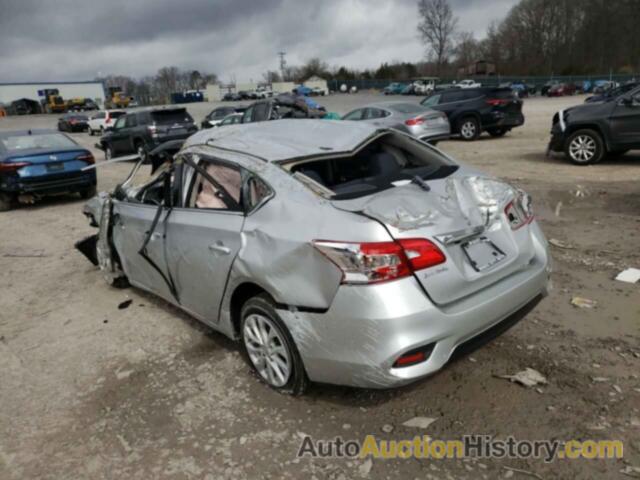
[185,119,381,162]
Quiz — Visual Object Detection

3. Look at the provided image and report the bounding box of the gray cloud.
[0,0,517,83]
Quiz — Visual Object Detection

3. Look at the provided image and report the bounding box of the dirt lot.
[1,94,639,480]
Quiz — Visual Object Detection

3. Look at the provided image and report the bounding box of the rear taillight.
[405,117,425,126]
[486,98,510,106]
[76,153,95,165]
[504,192,533,230]
[0,161,30,173]
[312,238,445,285]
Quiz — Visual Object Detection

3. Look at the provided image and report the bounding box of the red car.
[547,83,576,97]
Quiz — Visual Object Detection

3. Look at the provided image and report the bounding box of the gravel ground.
[0,93,639,480]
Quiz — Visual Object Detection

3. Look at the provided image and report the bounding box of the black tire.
[488,128,508,138]
[458,116,480,141]
[0,193,15,212]
[240,294,308,395]
[80,185,97,199]
[564,129,605,165]
[104,145,113,161]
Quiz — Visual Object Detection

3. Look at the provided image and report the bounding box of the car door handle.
[208,243,231,255]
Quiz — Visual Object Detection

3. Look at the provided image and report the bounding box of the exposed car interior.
[287,133,458,199]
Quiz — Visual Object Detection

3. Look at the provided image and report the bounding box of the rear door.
[609,90,640,147]
[109,115,130,155]
[165,156,245,323]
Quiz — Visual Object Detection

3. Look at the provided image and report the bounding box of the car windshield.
[151,109,193,125]
[388,103,426,114]
[1,133,76,152]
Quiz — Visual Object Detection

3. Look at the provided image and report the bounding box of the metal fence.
[328,74,639,92]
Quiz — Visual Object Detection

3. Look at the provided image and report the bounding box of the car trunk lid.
[331,175,536,305]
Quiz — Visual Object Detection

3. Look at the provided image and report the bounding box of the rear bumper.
[489,112,525,129]
[278,223,551,389]
[1,172,96,195]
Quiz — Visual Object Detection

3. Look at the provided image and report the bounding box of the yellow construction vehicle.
[40,89,67,114]
[106,87,130,109]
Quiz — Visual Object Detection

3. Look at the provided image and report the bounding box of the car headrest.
[369,152,400,176]
[301,169,325,185]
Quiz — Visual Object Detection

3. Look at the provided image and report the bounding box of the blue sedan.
[0,129,97,211]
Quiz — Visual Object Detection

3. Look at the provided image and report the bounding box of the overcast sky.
[0,0,518,84]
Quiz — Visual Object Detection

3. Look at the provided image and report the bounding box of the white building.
[0,81,106,106]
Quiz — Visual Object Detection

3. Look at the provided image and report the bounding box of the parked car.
[457,79,482,89]
[76,119,551,393]
[592,81,619,94]
[216,113,243,127]
[383,83,408,95]
[57,113,89,132]
[310,86,328,96]
[547,83,576,97]
[241,95,325,124]
[238,91,253,100]
[0,129,96,210]
[401,84,416,95]
[293,85,313,96]
[98,107,197,160]
[585,82,638,103]
[87,110,126,136]
[223,92,242,101]
[540,80,560,96]
[201,106,247,129]
[421,87,525,140]
[342,102,450,143]
[548,85,640,164]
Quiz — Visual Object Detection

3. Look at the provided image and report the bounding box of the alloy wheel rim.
[243,313,291,387]
[569,135,596,162]
[461,121,476,138]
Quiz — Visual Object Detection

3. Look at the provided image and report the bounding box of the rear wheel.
[458,116,480,141]
[0,193,16,212]
[564,129,604,165]
[240,294,308,395]
[488,128,508,137]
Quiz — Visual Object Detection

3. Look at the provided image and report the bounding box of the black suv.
[99,107,197,160]
[420,87,524,140]
[548,85,640,165]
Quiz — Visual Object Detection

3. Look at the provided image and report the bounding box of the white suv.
[87,110,125,136]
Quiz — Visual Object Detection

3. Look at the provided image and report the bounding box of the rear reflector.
[76,153,95,165]
[0,161,30,173]
[312,238,445,285]
[486,98,510,106]
[393,343,435,368]
[405,117,425,126]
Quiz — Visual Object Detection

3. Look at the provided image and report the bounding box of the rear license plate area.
[47,162,64,172]
[462,236,506,272]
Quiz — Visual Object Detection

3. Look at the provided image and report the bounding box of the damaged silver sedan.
[78,120,551,394]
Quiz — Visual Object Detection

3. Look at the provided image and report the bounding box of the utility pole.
[278,51,287,81]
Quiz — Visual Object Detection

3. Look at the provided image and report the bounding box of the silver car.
[343,102,451,144]
[78,120,551,394]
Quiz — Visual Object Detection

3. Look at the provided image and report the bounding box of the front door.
[609,91,640,148]
[109,116,129,155]
[165,158,245,323]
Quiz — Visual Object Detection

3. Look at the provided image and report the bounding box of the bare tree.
[454,31,481,70]
[417,0,458,74]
